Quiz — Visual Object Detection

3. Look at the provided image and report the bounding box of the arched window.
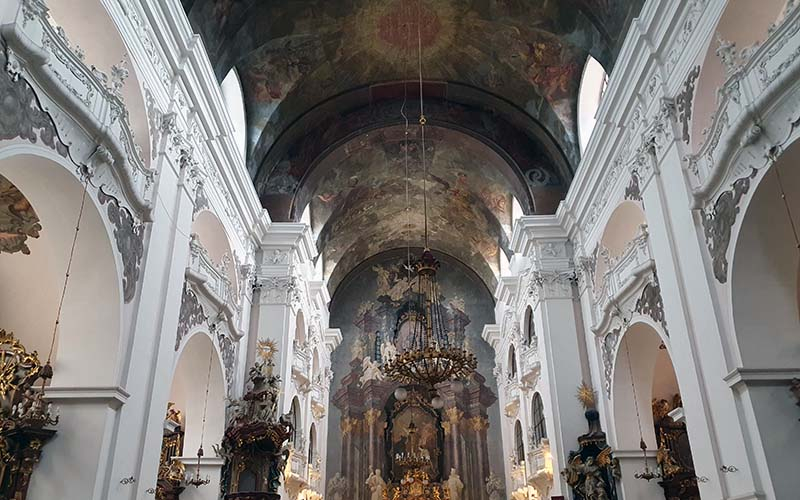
[220,67,247,160]
[508,345,518,380]
[290,397,301,445]
[308,424,316,464]
[514,420,525,464]
[577,55,609,153]
[524,306,536,345]
[531,392,547,446]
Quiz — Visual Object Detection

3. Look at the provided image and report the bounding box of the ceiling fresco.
[184,0,644,170]
[0,174,41,255]
[306,125,523,291]
[183,0,643,294]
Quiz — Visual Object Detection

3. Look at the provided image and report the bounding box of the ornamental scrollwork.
[175,284,207,350]
[0,49,68,157]
[601,327,621,399]
[98,188,145,302]
[675,65,700,143]
[701,168,757,283]
[634,275,668,334]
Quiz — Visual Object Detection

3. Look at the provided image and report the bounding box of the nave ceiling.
[182,0,643,292]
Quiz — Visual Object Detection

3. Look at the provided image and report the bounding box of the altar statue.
[446,468,464,500]
[365,469,386,500]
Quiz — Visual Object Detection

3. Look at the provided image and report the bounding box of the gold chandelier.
[381,0,476,388]
[382,250,477,386]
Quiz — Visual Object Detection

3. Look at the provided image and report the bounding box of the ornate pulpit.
[217,345,293,500]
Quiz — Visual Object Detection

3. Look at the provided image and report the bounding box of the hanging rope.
[774,164,800,249]
[46,173,90,370]
[623,337,646,449]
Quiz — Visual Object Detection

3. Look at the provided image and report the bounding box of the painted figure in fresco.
[351,335,368,361]
[446,469,464,500]
[365,469,386,500]
[359,356,385,386]
[380,338,398,363]
[326,472,347,500]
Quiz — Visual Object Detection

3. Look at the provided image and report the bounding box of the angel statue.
[380,338,398,363]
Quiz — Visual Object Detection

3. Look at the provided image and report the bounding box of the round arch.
[728,138,800,500]
[595,200,646,290]
[168,331,227,459]
[192,209,239,298]
[47,0,152,166]
[513,419,524,464]
[0,150,122,387]
[690,0,788,151]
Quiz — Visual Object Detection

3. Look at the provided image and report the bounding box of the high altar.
[331,359,495,500]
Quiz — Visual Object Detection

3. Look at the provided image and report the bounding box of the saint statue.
[446,468,464,500]
[365,469,386,500]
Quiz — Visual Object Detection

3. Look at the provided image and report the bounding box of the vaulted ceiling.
[183,0,643,291]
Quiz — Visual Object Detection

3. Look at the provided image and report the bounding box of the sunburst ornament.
[576,382,596,410]
[257,339,278,362]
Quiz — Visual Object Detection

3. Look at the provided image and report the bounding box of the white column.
[640,137,759,499]
[512,218,587,498]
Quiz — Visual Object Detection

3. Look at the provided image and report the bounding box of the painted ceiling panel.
[306,125,523,291]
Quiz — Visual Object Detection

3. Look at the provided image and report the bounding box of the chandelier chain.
[775,165,800,249]
[416,0,429,249]
[47,174,90,366]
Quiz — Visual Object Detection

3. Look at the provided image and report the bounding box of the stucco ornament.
[175,284,207,350]
[675,65,700,143]
[634,275,668,334]
[98,188,145,302]
[0,50,68,157]
[701,168,757,283]
[601,327,621,398]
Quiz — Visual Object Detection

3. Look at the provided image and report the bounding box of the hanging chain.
[198,349,214,452]
[624,337,646,448]
[402,8,412,286]
[46,174,90,368]
[775,164,800,249]
[417,0,429,250]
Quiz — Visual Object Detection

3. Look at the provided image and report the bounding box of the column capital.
[260,222,316,266]
[511,216,572,271]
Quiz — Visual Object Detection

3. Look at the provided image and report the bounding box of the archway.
[46,0,152,165]
[611,322,700,500]
[0,151,123,500]
[192,210,239,299]
[729,139,800,500]
[167,332,226,500]
[594,201,646,292]
[690,0,788,151]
